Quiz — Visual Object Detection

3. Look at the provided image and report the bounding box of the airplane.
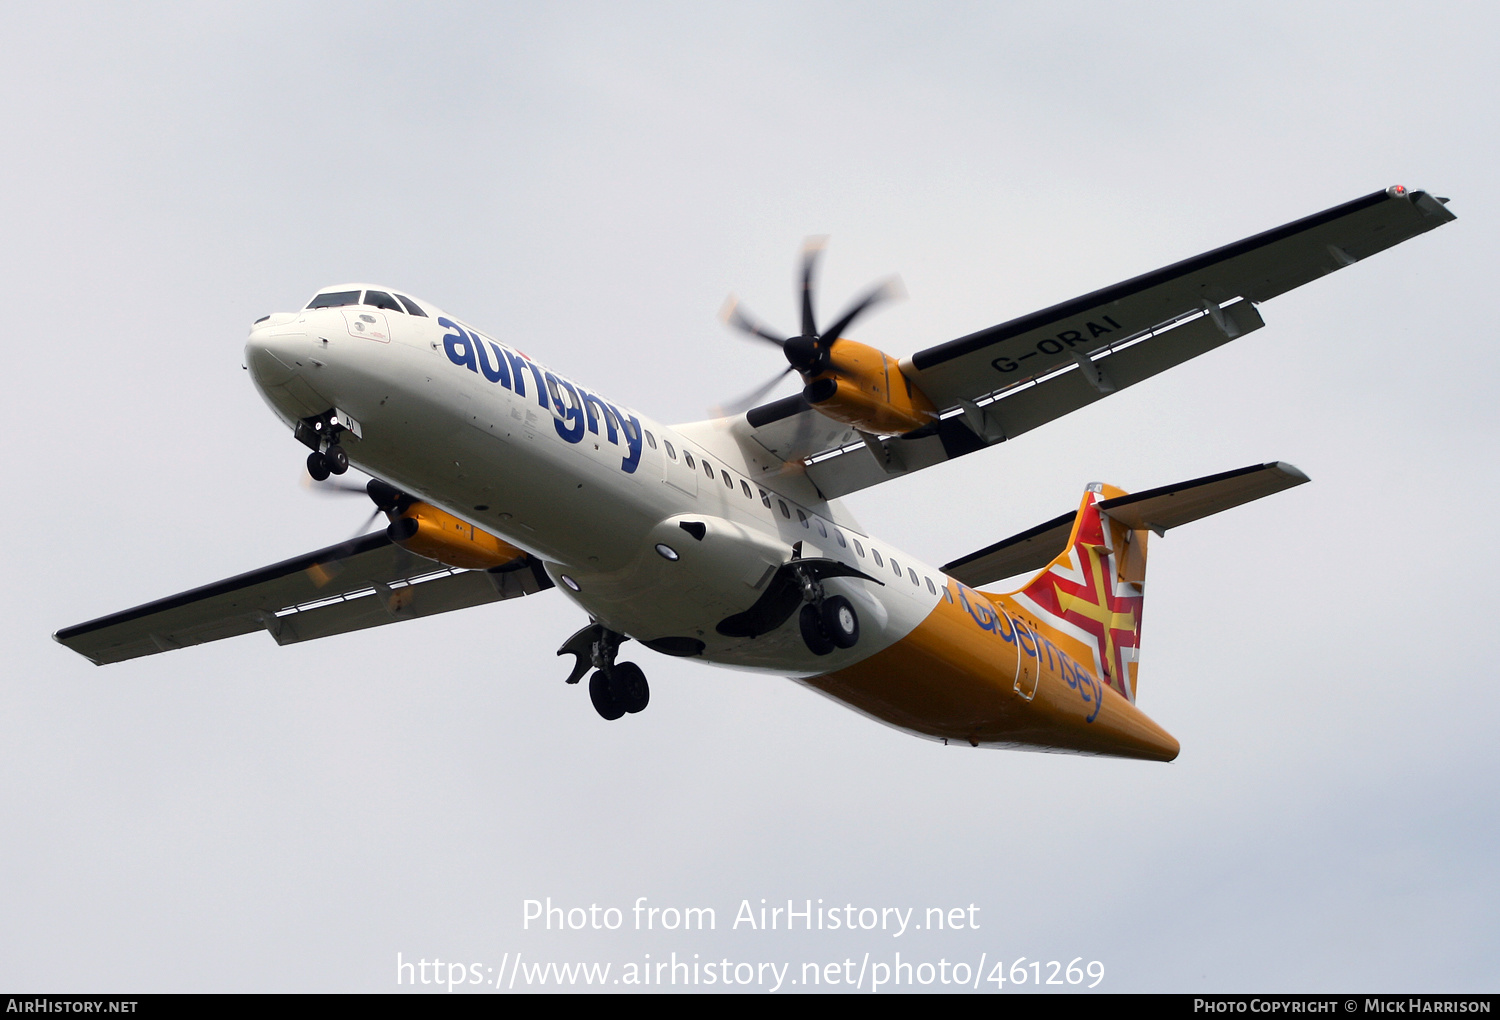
[54,186,1454,761]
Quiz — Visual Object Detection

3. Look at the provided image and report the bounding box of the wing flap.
[906,188,1453,412]
[805,306,1259,499]
[55,533,551,665]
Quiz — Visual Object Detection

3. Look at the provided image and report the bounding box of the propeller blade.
[719,295,787,347]
[799,236,827,338]
[713,365,797,417]
[301,473,369,496]
[819,276,905,345]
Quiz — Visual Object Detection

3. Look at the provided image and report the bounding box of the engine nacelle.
[387,502,529,571]
[803,339,938,435]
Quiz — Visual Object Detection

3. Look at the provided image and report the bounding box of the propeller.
[302,473,410,541]
[716,237,903,416]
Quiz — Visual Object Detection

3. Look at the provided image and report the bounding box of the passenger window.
[740,480,752,498]
[815,519,827,537]
[758,488,771,508]
[925,577,937,595]
[909,568,919,585]
[943,586,954,604]
[395,294,428,317]
[872,549,883,567]
[722,470,733,488]
[363,290,403,313]
[892,558,902,577]
[778,500,790,519]
[684,451,695,469]
[644,431,657,450]
[306,290,360,309]
[833,529,847,548]
[703,460,714,478]
[853,539,865,557]
[664,440,677,460]
[796,509,809,528]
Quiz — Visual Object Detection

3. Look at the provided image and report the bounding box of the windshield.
[306,290,361,309]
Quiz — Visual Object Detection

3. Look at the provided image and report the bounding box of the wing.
[782,187,1452,499]
[944,461,1310,588]
[54,533,554,665]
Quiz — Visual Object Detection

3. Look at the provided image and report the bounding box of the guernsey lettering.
[956,583,1103,723]
[439,317,642,473]
[990,316,1123,374]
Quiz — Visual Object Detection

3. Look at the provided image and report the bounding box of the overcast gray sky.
[2,1,1496,993]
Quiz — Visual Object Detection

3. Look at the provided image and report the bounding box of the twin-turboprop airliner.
[56,187,1454,760]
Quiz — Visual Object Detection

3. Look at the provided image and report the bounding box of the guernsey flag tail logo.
[1017,489,1146,702]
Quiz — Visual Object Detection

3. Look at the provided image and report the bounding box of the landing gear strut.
[297,410,353,480]
[558,622,651,720]
[790,563,860,656]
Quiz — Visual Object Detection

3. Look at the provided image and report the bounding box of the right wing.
[783,187,1453,499]
[55,533,553,665]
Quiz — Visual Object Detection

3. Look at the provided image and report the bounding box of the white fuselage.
[243,289,944,679]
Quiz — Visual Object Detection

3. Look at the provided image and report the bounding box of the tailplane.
[943,462,1310,703]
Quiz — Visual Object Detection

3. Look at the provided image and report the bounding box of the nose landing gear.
[558,622,651,721]
[297,410,355,480]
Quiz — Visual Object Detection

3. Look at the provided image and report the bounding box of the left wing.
[55,533,553,665]
[763,187,1453,499]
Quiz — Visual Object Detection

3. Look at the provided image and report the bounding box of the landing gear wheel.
[326,444,349,475]
[306,450,331,482]
[799,603,836,656]
[610,661,650,714]
[821,595,860,649]
[589,669,626,721]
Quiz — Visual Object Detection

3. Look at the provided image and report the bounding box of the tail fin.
[947,462,1311,704]
[1012,485,1147,702]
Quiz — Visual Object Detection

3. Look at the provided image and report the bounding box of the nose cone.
[244,322,306,390]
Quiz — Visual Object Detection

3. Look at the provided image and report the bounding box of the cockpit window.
[395,294,428,317]
[363,290,403,313]
[306,290,361,309]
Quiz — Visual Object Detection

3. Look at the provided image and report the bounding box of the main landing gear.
[557,622,650,721]
[792,563,860,657]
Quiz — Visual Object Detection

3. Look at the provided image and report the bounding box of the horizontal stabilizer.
[1096,461,1309,535]
[944,462,1308,588]
[55,533,552,665]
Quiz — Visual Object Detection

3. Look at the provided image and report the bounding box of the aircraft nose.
[244,321,306,389]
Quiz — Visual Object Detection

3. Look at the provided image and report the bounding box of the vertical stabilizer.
[1007,486,1149,703]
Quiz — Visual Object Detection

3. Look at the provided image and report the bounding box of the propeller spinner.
[718,238,902,416]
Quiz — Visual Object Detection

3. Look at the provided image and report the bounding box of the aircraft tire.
[799,604,836,656]
[821,596,859,649]
[326,444,349,475]
[306,451,331,482]
[589,669,626,720]
[611,661,650,714]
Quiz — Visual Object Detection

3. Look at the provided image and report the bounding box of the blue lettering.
[1014,622,1037,658]
[475,335,511,387]
[548,374,585,444]
[618,411,643,474]
[439,317,476,372]
[525,361,549,410]
[1085,674,1103,723]
[992,604,1016,643]
[503,350,528,398]
[582,390,620,442]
